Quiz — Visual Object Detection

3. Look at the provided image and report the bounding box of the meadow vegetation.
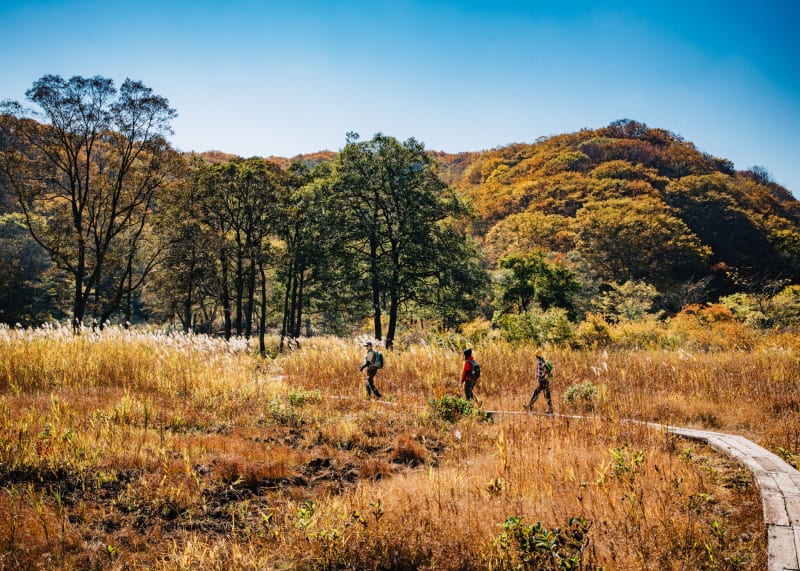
[1,319,797,569]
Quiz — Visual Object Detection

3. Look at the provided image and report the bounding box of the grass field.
[1,324,797,569]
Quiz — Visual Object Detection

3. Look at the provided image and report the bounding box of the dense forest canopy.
[444,119,800,300]
[2,77,799,343]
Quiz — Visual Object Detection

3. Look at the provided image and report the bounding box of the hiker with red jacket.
[525,349,553,414]
[460,348,480,401]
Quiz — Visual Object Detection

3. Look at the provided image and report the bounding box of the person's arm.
[363,350,375,370]
[460,360,471,382]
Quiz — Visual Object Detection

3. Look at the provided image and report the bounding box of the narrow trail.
[486,409,800,571]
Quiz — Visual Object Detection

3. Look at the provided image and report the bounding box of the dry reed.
[1,324,792,569]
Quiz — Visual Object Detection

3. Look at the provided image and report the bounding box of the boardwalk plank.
[768,525,800,571]
[774,472,800,496]
[787,495,800,527]
[763,491,790,526]
[759,472,786,493]
[756,455,794,473]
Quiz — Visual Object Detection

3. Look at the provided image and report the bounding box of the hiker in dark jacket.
[460,348,478,401]
[525,349,553,414]
[359,341,382,398]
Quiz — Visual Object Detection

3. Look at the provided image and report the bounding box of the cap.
[535,349,543,357]
[364,341,373,347]
[463,348,472,357]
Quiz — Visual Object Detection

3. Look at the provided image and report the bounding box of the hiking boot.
[545,409,553,415]
[523,404,531,411]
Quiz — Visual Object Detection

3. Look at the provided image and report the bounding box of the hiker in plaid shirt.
[525,349,553,414]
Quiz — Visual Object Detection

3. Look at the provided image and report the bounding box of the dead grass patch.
[0,328,788,569]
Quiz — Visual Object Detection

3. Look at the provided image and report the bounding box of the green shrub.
[288,389,322,407]
[495,307,574,344]
[427,394,488,423]
[492,515,591,570]
[563,381,600,412]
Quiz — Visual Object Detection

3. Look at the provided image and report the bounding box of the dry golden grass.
[1,323,795,569]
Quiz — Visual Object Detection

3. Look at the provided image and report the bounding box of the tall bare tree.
[0,75,178,329]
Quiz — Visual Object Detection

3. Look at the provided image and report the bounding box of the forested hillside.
[442,120,800,295]
[2,76,799,340]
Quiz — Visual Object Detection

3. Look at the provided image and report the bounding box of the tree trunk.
[220,250,232,340]
[386,267,400,350]
[72,237,87,332]
[235,252,244,336]
[259,260,268,356]
[279,257,294,352]
[370,236,382,341]
[293,271,305,339]
[124,268,133,327]
[245,258,256,339]
[182,245,196,333]
[289,271,299,338]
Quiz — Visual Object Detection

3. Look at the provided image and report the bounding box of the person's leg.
[367,371,381,397]
[464,378,474,400]
[527,384,543,409]
[544,384,553,413]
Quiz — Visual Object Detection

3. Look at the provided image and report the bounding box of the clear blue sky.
[2,0,799,196]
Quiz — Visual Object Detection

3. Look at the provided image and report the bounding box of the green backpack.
[544,360,554,376]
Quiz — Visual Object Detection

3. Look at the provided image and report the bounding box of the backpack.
[374,351,384,369]
[468,358,481,381]
[544,360,554,376]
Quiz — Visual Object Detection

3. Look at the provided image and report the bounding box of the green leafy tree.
[594,280,661,322]
[0,213,65,324]
[199,157,282,340]
[495,252,581,318]
[276,162,358,350]
[494,306,574,344]
[146,155,219,332]
[414,222,489,328]
[333,132,483,348]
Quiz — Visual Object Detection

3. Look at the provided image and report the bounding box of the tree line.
[3,77,800,346]
[0,75,486,349]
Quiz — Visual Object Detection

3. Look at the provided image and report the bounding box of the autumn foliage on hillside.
[267,150,338,170]
[440,120,800,300]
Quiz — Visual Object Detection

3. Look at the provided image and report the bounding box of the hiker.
[525,349,553,414]
[359,341,382,398]
[460,348,480,401]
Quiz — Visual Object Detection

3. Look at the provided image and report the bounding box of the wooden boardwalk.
[665,425,800,571]
[486,411,800,571]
